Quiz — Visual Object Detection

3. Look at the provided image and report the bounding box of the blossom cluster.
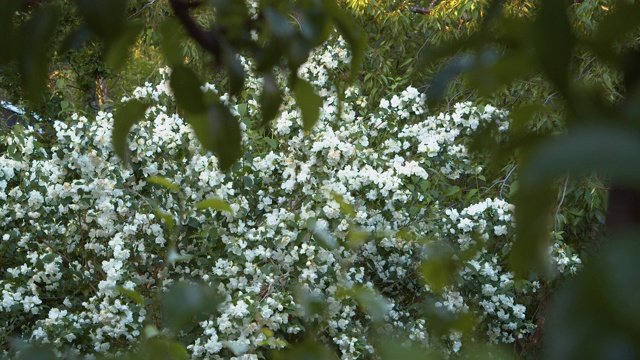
[0,36,579,359]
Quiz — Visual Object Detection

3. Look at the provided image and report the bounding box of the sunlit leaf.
[196,198,234,214]
[147,176,179,192]
[117,286,144,305]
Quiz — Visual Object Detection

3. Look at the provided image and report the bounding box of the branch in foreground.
[168,0,220,58]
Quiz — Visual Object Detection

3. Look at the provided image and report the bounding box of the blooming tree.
[0,37,581,359]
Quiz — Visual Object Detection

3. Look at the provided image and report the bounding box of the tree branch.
[410,0,440,15]
[168,0,221,58]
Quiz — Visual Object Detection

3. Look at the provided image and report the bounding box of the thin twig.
[554,176,569,232]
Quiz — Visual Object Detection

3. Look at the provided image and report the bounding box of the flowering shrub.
[0,36,582,359]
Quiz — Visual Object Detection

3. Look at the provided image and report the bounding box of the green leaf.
[159,19,185,66]
[545,237,640,360]
[76,0,127,42]
[17,5,59,102]
[512,185,554,277]
[154,208,175,229]
[163,282,221,332]
[187,102,242,171]
[260,72,282,124]
[105,22,144,71]
[196,198,234,214]
[140,339,189,360]
[293,79,322,131]
[59,26,92,52]
[426,55,475,105]
[349,286,390,322]
[147,176,179,192]
[221,41,244,96]
[112,100,149,163]
[0,0,20,64]
[327,1,366,82]
[532,0,572,94]
[299,3,331,48]
[332,192,354,216]
[117,286,144,305]
[520,125,640,190]
[170,65,206,113]
[347,227,367,249]
[420,244,456,294]
[593,1,640,58]
[264,7,294,41]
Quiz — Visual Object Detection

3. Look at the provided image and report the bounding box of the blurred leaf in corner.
[0,0,20,65]
[544,235,640,360]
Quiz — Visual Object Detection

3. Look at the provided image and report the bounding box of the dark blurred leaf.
[112,100,149,164]
[512,185,554,277]
[593,1,640,54]
[60,26,92,52]
[520,125,640,190]
[76,0,127,42]
[222,43,245,96]
[415,33,475,71]
[136,339,189,360]
[299,3,331,48]
[17,5,59,102]
[378,340,443,360]
[159,18,184,67]
[0,0,20,64]
[293,79,322,131]
[170,65,206,113]
[261,72,282,124]
[15,344,56,360]
[288,34,312,73]
[211,0,249,42]
[420,244,457,293]
[187,102,242,171]
[532,0,572,94]
[327,1,366,82]
[106,22,144,71]
[272,339,336,360]
[265,7,294,41]
[545,236,640,360]
[163,282,221,332]
[426,55,475,105]
[294,286,325,318]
